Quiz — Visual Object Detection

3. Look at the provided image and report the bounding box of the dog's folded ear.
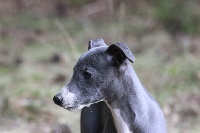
[106,42,135,66]
[88,38,107,50]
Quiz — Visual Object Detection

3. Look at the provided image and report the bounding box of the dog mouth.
[63,102,93,111]
[60,98,105,111]
[63,104,78,111]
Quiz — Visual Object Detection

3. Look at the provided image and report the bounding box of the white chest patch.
[106,102,132,133]
[112,109,132,133]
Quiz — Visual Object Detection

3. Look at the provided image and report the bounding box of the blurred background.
[0,0,200,133]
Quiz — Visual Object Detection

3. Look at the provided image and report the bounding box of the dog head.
[53,39,134,111]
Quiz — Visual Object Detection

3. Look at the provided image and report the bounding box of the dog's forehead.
[75,46,108,68]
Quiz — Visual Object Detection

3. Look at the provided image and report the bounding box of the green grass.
[153,0,200,34]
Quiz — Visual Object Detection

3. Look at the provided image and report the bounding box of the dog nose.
[53,95,63,106]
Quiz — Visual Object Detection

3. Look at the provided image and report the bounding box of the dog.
[53,39,167,133]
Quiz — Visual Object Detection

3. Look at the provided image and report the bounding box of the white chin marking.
[60,85,105,111]
[78,99,105,110]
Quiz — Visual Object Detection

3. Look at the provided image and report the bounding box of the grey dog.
[53,39,167,133]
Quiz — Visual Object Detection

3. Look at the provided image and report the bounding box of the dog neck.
[106,65,150,133]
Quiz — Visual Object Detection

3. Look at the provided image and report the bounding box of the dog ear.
[106,42,135,66]
[88,38,107,50]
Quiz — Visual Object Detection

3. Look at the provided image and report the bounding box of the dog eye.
[83,70,92,79]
